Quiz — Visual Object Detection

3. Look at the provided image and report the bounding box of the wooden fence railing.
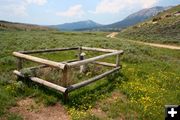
[13,46,123,102]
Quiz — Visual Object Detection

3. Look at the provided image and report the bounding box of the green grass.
[0,85,16,117]
[0,30,180,120]
[7,114,23,120]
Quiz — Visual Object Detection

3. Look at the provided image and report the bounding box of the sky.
[0,0,179,25]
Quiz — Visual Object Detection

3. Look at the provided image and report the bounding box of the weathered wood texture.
[67,66,120,92]
[13,47,124,102]
[13,70,67,93]
[116,54,120,67]
[93,61,116,67]
[82,47,118,53]
[67,50,123,67]
[20,47,78,54]
[13,52,65,69]
[62,66,68,87]
[27,59,78,70]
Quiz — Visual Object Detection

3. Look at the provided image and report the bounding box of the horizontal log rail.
[19,47,79,54]
[13,70,67,93]
[27,59,78,70]
[93,61,116,67]
[67,66,120,92]
[13,52,65,69]
[67,50,123,67]
[82,47,118,53]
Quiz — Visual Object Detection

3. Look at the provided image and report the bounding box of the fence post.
[17,58,23,70]
[63,91,68,104]
[116,54,120,67]
[80,52,87,73]
[62,65,69,103]
[78,46,82,60]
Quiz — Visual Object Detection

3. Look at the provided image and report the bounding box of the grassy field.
[0,30,180,120]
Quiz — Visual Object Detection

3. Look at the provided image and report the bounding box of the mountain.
[49,20,102,31]
[118,5,180,45]
[92,6,170,31]
[0,20,50,31]
[48,6,169,31]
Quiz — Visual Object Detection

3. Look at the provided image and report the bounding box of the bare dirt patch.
[104,91,127,104]
[9,98,69,120]
[90,91,127,119]
[90,107,107,119]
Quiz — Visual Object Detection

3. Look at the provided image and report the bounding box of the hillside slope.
[0,21,50,31]
[118,5,180,45]
[104,6,169,29]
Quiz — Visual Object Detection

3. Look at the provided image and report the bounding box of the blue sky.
[0,0,179,25]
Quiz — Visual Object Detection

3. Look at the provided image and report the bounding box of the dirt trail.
[9,98,70,120]
[106,32,119,38]
[134,41,180,50]
[107,32,180,50]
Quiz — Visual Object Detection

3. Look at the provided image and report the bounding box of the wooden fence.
[13,47,123,102]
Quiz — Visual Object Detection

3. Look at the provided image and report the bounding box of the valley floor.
[0,31,180,120]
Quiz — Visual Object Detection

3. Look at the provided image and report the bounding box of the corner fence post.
[62,65,69,103]
[63,91,69,104]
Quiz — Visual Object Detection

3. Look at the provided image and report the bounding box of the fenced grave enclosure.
[13,47,124,102]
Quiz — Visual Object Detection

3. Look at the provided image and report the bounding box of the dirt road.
[107,32,180,50]
[134,41,180,50]
[106,32,119,38]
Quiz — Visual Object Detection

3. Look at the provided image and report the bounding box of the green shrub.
[7,114,23,120]
[43,95,58,106]
[5,81,25,96]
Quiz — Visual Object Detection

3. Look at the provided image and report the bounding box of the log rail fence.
[13,46,123,102]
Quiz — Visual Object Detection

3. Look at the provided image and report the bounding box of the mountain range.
[50,6,170,31]
[49,20,102,31]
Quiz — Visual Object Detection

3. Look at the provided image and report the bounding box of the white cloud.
[0,3,28,17]
[139,0,158,8]
[25,0,47,6]
[56,4,85,17]
[0,0,47,18]
[93,0,158,14]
